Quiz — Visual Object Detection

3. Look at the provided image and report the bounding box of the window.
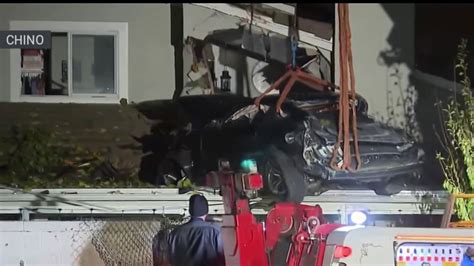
[10,21,128,103]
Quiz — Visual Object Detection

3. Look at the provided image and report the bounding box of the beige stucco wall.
[0,4,174,103]
[335,4,416,133]
[183,4,416,131]
[0,3,416,131]
[182,4,334,98]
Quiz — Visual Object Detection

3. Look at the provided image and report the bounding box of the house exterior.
[0,4,174,103]
[0,4,414,118]
[4,3,458,184]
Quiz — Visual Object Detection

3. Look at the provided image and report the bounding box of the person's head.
[189,194,209,220]
[466,247,474,260]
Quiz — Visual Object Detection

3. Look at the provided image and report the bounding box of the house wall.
[183,4,416,131]
[182,4,332,98]
[0,4,174,103]
[182,4,249,96]
[335,4,416,132]
[0,4,416,127]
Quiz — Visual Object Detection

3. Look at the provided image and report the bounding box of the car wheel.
[261,146,307,203]
[306,179,326,196]
[370,180,404,196]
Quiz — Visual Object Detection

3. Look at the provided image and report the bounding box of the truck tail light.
[244,173,263,190]
[334,245,352,258]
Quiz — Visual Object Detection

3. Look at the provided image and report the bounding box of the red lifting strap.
[329,3,361,171]
[254,4,362,171]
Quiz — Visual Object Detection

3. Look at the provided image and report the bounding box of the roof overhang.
[193,3,333,52]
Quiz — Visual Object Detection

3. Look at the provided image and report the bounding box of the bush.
[0,125,152,189]
[436,39,474,221]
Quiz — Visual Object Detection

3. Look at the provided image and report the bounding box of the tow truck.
[212,159,474,266]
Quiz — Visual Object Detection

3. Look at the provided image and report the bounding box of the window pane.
[50,33,68,95]
[20,33,69,96]
[72,35,115,94]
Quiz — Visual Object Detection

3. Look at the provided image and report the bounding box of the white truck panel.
[323,226,474,266]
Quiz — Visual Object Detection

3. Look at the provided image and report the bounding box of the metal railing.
[0,188,449,222]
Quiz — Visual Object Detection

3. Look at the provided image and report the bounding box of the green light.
[241,159,257,172]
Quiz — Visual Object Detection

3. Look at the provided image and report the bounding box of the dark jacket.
[462,254,474,266]
[153,229,172,266]
[167,218,225,266]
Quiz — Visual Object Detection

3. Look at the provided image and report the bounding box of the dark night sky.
[416,4,474,81]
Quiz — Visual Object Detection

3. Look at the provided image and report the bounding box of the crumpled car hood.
[226,101,409,146]
[311,112,409,145]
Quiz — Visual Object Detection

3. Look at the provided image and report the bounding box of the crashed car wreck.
[136,14,423,202]
[137,91,424,203]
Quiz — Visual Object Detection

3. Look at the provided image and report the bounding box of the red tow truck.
[212,159,474,266]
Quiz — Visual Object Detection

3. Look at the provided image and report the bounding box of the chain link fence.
[70,216,187,266]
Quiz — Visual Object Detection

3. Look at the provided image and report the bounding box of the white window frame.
[9,21,128,104]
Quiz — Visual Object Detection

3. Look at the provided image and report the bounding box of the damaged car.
[139,91,424,203]
[139,14,423,202]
